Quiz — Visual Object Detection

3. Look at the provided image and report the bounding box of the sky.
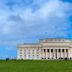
[0,0,72,59]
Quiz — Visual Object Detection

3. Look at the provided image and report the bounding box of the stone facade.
[17,38,72,60]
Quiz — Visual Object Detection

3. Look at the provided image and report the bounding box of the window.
[37,55,39,59]
[44,49,46,52]
[24,50,26,54]
[32,50,34,54]
[66,49,68,52]
[32,55,35,59]
[20,50,22,54]
[47,49,49,52]
[59,49,60,52]
[28,55,30,59]
[37,49,39,54]
[20,49,22,52]
[37,49,39,51]
[20,52,22,54]
[28,49,30,54]
[51,49,53,53]
[37,49,39,52]
[24,55,26,59]
[20,55,22,59]
[62,49,64,52]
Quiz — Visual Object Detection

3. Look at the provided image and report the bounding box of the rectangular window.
[24,50,26,54]
[28,49,30,54]
[37,49,39,52]
[28,55,30,59]
[36,49,39,54]
[37,49,39,51]
[37,55,39,59]
[19,50,22,54]
[66,49,68,52]
[59,49,60,52]
[24,55,26,59]
[20,50,22,54]
[32,55,35,59]
[47,49,49,52]
[51,49,53,53]
[62,49,64,52]
[32,50,34,54]
[44,49,46,52]
[20,55,22,59]
[20,49,22,52]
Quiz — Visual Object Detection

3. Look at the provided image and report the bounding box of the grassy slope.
[0,60,72,72]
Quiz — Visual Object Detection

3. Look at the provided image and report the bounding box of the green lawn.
[0,60,72,72]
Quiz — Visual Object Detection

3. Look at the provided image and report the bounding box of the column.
[63,49,64,58]
[41,49,43,59]
[68,49,70,59]
[45,49,46,59]
[64,49,66,58]
[56,49,57,59]
[46,49,47,59]
[57,49,59,59]
[52,49,53,59]
[50,49,52,59]
[49,49,51,59]
[58,49,60,59]
[47,49,49,59]
[60,49,62,58]
[44,49,45,59]
[61,49,63,58]
[39,48,40,59]
[66,49,68,58]
[53,49,55,59]
[53,49,54,59]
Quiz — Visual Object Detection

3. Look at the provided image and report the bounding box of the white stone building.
[17,38,72,60]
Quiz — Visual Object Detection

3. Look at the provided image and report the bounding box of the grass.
[0,60,72,72]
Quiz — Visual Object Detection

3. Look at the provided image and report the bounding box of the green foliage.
[0,60,71,72]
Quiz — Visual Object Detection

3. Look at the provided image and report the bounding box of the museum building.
[17,38,72,60]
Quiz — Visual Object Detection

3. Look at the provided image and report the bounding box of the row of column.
[41,49,69,59]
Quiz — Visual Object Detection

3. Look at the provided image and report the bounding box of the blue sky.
[0,0,72,59]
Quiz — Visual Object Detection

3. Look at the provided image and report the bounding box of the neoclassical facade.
[17,38,72,60]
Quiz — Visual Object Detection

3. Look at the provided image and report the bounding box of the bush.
[64,58,68,60]
[6,58,10,61]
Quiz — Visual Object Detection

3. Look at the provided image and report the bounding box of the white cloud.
[0,0,71,46]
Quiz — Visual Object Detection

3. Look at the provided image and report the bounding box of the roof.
[39,38,71,43]
[39,38,72,41]
[17,38,72,48]
[17,43,42,48]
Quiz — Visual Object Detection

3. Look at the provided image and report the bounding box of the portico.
[41,48,69,59]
